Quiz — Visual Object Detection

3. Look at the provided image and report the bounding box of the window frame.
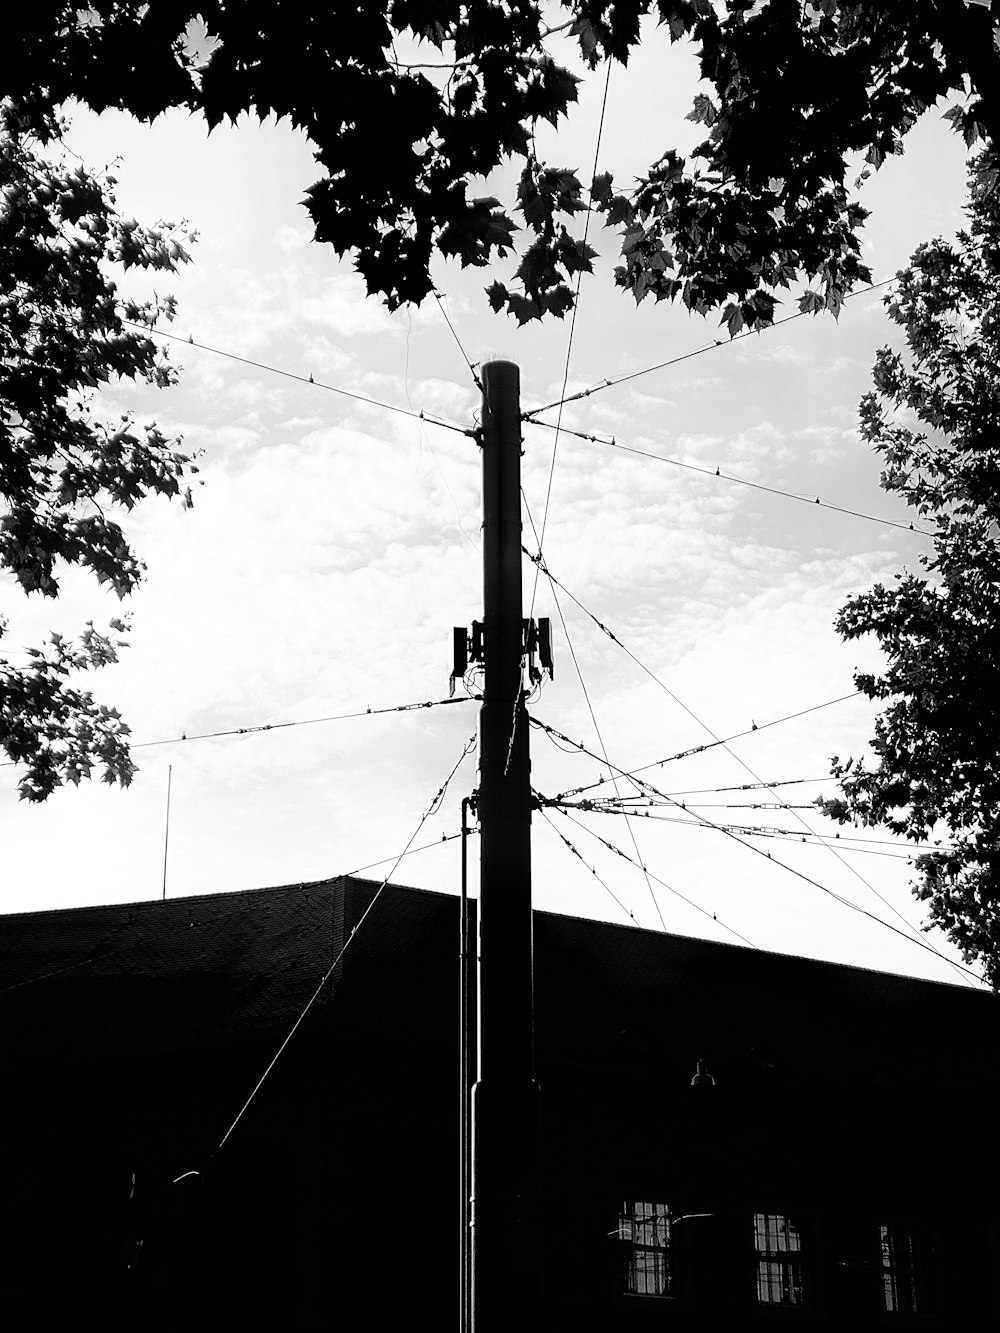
[753,1209,811,1309]
[618,1198,675,1300]
[878,1218,938,1318]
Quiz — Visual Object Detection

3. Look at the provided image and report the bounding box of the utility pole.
[468,359,543,1331]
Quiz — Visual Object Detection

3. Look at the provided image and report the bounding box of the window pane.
[620,1200,672,1298]
[755,1212,806,1306]
[881,1223,933,1316]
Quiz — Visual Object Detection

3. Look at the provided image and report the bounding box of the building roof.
[2,878,997,1089]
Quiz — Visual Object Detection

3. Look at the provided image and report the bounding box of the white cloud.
[0,66,979,990]
[273,223,309,255]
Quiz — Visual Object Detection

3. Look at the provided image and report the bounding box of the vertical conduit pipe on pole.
[460,795,473,1333]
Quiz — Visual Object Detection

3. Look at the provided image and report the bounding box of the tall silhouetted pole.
[470,359,542,1330]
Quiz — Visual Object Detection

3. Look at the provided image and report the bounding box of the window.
[755,1212,807,1306]
[619,1200,673,1297]
[881,1224,935,1315]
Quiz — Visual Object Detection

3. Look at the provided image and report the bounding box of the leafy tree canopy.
[816,165,1000,987]
[1,100,197,800]
[2,1,999,331]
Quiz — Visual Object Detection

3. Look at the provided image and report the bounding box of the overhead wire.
[341,828,474,880]
[0,695,480,772]
[0,953,100,995]
[588,791,956,852]
[527,55,612,623]
[522,488,667,929]
[555,693,863,802]
[520,277,899,419]
[546,799,759,949]
[403,303,481,549]
[498,61,615,775]
[536,803,642,926]
[515,551,955,965]
[522,417,933,536]
[123,320,476,437]
[0,835,479,994]
[511,248,947,970]
[533,717,986,986]
[658,777,831,796]
[433,290,484,394]
[524,543,732,745]
[538,646,968,981]
[214,732,477,1155]
[560,803,940,861]
[681,801,820,811]
[0,915,151,1001]
[33,196,960,982]
[527,558,969,982]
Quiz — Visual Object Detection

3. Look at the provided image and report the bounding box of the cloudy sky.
[1,20,984,988]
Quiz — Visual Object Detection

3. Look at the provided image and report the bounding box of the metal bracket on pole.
[451,617,552,696]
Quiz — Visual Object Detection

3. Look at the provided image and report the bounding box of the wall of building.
[2,878,998,1329]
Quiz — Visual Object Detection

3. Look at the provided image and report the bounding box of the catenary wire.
[0,954,100,995]
[555,693,863,802]
[433,290,484,394]
[517,551,950,967]
[0,696,480,773]
[547,800,759,949]
[524,543,735,743]
[528,56,613,624]
[403,307,480,551]
[537,804,642,925]
[522,488,667,929]
[123,320,475,437]
[533,718,985,986]
[559,804,936,861]
[659,777,830,795]
[539,573,666,929]
[341,829,473,879]
[522,417,933,536]
[539,716,979,984]
[591,793,956,852]
[520,277,899,418]
[543,715,973,980]
[684,802,821,810]
[214,732,477,1155]
[124,696,478,754]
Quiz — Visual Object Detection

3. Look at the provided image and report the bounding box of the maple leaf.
[516,168,548,229]
[8,0,1000,334]
[721,301,744,336]
[605,192,635,227]
[438,197,518,267]
[540,284,575,318]
[556,230,599,276]
[590,171,614,205]
[686,92,718,128]
[1,104,193,797]
[570,16,600,67]
[507,292,542,325]
[538,62,581,127]
[514,236,561,294]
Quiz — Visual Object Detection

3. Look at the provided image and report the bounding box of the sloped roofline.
[2,874,990,997]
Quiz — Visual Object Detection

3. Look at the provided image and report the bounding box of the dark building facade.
[2,876,998,1329]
